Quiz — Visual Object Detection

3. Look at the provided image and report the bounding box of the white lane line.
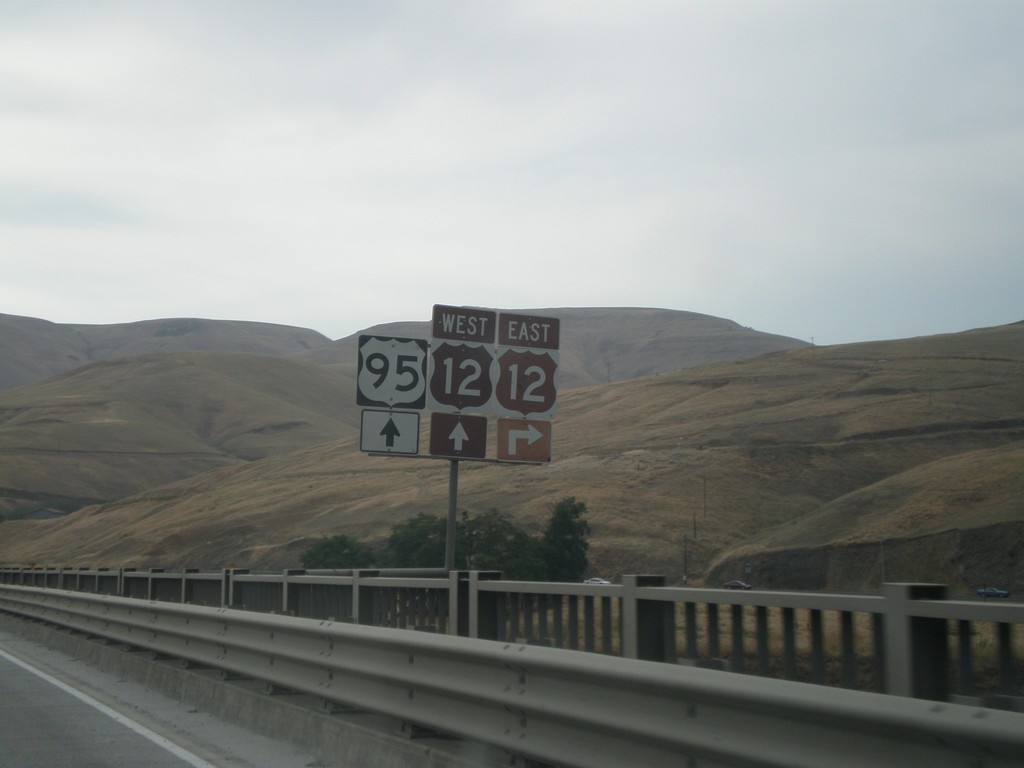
[0,645,220,768]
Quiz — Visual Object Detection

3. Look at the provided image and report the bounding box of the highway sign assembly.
[355,311,559,463]
[356,305,561,571]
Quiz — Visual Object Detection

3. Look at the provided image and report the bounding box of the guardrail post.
[448,570,469,636]
[147,568,164,601]
[353,570,380,625]
[282,569,304,615]
[118,567,135,597]
[226,568,249,608]
[466,571,503,639]
[622,575,674,661]
[180,569,197,603]
[883,583,949,700]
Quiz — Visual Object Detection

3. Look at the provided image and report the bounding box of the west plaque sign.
[432,305,497,343]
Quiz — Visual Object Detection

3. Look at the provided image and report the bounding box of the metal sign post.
[446,459,458,572]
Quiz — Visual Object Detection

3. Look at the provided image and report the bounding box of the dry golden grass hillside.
[0,352,357,508]
[2,320,1020,594]
[0,313,330,390]
[0,308,803,517]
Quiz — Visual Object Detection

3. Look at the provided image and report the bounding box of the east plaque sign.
[497,312,560,350]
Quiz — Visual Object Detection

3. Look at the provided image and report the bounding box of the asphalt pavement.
[0,627,336,768]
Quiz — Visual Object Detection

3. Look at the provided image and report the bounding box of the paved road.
[0,629,336,768]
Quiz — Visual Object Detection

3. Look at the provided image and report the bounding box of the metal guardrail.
[2,583,1023,768]
[2,566,1021,707]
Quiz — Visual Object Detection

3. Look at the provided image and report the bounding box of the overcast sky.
[2,1,1022,345]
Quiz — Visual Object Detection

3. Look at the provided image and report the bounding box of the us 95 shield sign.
[356,335,428,409]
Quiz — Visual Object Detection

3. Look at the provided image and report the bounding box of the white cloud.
[1,1,1022,342]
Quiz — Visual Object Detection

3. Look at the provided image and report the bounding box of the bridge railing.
[2,565,1020,707]
[4,583,1022,768]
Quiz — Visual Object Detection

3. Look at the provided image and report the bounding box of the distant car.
[583,577,611,585]
[976,587,1010,598]
[723,580,752,590]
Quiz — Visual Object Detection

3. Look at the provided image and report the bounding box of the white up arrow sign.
[448,421,470,451]
[430,413,487,459]
[360,410,419,455]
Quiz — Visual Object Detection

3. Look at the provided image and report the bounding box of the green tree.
[385,512,448,567]
[461,508,546,580]
[300,534,376,569]
[541,497,591,582]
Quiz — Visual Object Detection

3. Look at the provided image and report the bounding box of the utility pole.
[683,533,688,584]
[703,472,708,521]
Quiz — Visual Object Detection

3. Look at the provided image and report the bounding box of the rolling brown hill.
[1,320,1020,594]
[296,307,806,390]
[0,307,805,520]
[0,314,331,391]
[0,351,358,516]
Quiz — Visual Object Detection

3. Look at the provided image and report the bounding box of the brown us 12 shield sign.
[428,341,495,413]
[493,348,557,418]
